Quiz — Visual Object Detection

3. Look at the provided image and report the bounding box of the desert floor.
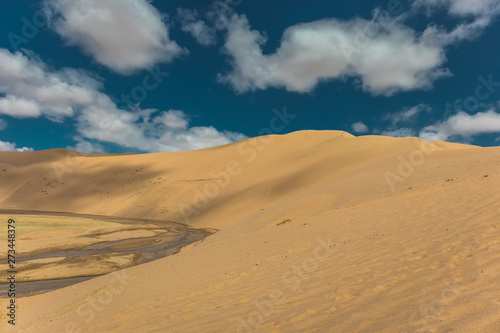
[1,130,499,332]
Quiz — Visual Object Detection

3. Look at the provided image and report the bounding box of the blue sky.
[0,0,500,153]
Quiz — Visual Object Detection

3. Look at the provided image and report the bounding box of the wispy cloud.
[385,104,430,127]
[382,128,417,137]
[177,8,217,46]
[414,0,500,44]
[0,118,7,130]
[413,0,500,18]
[67,138,104,154]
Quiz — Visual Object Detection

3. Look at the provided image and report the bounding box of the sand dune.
[1,130,499,332]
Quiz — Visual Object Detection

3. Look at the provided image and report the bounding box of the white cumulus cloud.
[0,49,97,120]
[77,101,246,152]
[214,10,451,96]
[203,0,500,96]
[0,140,16,151]
[351,122,369,133]
[0,139,34,152]
[44,0,185,74]
[419,110,500,141]
[15,146,35,152]
[0,48,246,152]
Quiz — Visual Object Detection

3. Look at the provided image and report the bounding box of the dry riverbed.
[0,210,213,297]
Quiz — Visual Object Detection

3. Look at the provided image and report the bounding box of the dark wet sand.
[0,209,215,297]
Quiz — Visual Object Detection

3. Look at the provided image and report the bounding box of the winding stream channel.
[0,210,214,297]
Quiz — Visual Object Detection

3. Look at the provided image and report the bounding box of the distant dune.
[0,149,136,168]
[1,130,499,332]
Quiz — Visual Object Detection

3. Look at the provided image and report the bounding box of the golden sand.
[1,130,499,332]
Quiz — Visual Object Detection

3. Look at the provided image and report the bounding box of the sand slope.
[1,130,500,332]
